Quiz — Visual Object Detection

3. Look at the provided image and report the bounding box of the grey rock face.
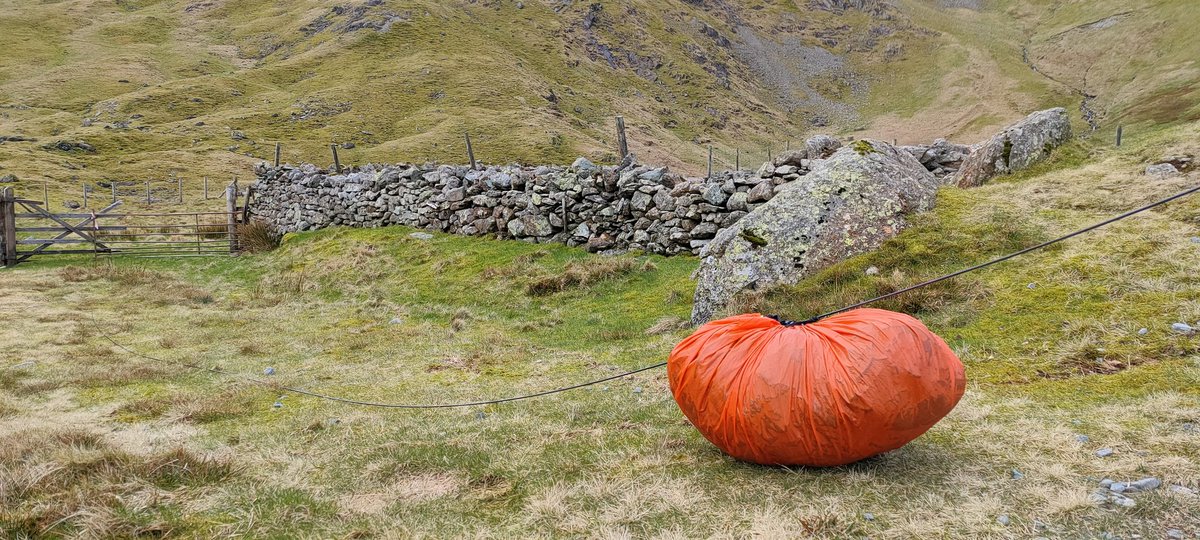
[954,108,1072,187]
[920,138,970,170]
[571,157,598,175]
[1145,163,1179,177]
[805,134,842,159]
[691,140,939,324]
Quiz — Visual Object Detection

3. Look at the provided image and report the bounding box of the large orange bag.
[668,308,965,467]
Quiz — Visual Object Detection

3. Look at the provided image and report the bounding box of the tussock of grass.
[0,429,231,538]
[59,264,165,285]
[526,258,639,296]
[171,387,265,424]
[238,221,280,253]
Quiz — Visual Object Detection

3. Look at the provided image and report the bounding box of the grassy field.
[2,120,1199,538]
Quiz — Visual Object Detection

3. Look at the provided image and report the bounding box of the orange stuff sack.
[668,308,965,467]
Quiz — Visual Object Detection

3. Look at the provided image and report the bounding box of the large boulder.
[953,108,1071,187]
[691,140,939,324]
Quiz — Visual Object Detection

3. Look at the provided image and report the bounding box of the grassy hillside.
[1,0,1198,213]
[1,119,1198,537]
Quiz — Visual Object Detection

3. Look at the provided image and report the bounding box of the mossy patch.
[851,140,878,155]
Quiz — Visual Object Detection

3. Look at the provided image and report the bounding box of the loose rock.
[1124,477,1161,492]
[1145,163,1179,177]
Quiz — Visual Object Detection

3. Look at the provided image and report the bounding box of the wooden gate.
[1,185,247,267]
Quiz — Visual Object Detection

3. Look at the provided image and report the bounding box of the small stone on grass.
[1096,447,1114,457]
[263,366,276,376]
[1125,477,1161,492]
[996,514,1010,526]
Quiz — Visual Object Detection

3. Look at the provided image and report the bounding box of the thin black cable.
[798,182,1200,323]
[91,314,664,409]
[93,182,1199,408]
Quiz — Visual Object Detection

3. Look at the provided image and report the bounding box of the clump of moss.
[739,229,769,246]
[851,140,877,155]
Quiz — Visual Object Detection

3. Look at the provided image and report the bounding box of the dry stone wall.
[249,157,825,255]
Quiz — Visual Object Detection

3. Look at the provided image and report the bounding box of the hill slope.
[0,0,1196,206]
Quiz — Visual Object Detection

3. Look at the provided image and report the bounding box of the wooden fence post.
[111,182,117,203]
[615,116,629,158]
[145,181,151,204]
[82,183,88,209]
[331,144,342,173]
[43,182,48,208]
[177,175,183,204]
[274,142,282,167]
[707,145,713,179]
[242,186,254,225]
[226,184,238,253]
[1,187,15,267]
[465,133,478,171]
[1116,125,1123,147]
[767,145,772,164]
[736,148,740,171]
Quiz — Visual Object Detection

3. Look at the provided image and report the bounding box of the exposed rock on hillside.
[42,140,96,153]
[953,108,1071,187]
[691,140,938,324]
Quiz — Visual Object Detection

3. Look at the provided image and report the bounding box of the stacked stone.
[249,157,801,256]
[899,138,973,178]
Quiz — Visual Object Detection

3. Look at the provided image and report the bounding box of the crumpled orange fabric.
[668,309,965,467]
